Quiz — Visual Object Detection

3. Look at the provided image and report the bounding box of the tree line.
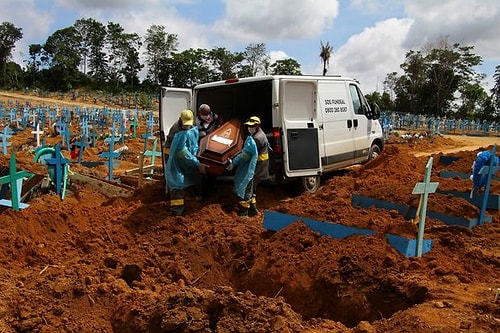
[366,38,500,121]
[0,19,301,95]
[1,20,500,121]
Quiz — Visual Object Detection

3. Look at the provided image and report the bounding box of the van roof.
[194,75,359,89]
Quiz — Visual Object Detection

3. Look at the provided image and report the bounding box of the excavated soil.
[0,92,499,332]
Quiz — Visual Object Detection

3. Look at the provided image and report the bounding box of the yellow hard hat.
[180,109,194,126]
[244,116,261,126]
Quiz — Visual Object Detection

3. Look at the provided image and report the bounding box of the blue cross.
[73,134,88,164]
[0,125,13,155]
[45,144,70,197]
[58,123,72,149]
[412,157,439,257]
[143,137,162,168]
[0,151,33,210]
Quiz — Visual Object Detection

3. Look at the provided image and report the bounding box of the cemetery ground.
[0,90,499,332]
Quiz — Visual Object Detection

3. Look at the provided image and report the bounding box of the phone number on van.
[324,99,347,113]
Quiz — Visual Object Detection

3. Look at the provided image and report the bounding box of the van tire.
[297,175,321,194]
[368,143,381,161]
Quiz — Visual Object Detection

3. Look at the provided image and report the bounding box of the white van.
[159,75,384,193]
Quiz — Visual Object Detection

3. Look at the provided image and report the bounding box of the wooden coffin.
[198,118,243,176]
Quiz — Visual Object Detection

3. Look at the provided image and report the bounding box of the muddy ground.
[0,91,499,332]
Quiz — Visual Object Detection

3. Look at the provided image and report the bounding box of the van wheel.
[368,144,381,161]
[299,175,321,194]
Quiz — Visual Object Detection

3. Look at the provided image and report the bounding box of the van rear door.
[159,87,192,137]
[280,79,321,177]
[159,87,192,190]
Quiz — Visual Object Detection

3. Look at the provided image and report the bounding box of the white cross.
[31,122,44,147]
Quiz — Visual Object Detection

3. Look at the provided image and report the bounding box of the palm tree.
[319,41,333,76]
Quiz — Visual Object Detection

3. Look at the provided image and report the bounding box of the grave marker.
[100,122,121,181]
[0,151,33,210]
[143,137,161,172]
[31,120,44,147]
[43,144,70,199]
[412,157,439,257]
[477,144,498,225]
[0,125,13,155]
[58,123,72,149]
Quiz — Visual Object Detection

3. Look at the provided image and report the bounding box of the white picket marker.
[31,122,44,147]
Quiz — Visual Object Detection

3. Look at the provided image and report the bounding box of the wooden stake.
[39,264,59,275]
[413,195,423,226]
[274,286,284,298]
[191,269,209,286]
[137,152,144,188]
[104,224,114,246]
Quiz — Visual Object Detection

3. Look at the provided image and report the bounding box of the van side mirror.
[368,103,381,120]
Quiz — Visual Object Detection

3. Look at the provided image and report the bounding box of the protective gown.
[472,150,499,190]
[232,135,258,199]
[166,126,200,190]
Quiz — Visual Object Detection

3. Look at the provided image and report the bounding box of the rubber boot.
[238,201,250,217]
[238,206,249,217]
[249,197,258,216]
[170,188,184,216]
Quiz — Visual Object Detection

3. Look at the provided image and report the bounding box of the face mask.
[248,127,256,134]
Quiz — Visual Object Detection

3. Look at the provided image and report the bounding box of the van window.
[349,84,363,115]
[283,82,315,121]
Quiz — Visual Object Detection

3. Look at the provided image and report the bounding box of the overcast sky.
[1,0,499,93]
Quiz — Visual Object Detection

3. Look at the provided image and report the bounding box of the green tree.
[207,47,244,81]
[383,72,399,102]
[366,91,395,111]
[238,64,254,78]
[379,91,395,111]
[162,48,210,88]
[398,50,428,113]
[492,65,500,112]
[270,58,302,75]
[425,43,482,116]
[42,27,83,91]
[365,91,381,109]
[319,40,333,76]
[143,24,178,85]
[74,18,107,84]
[4,61,23,89]
[123,40,143,92]
[458,83,493,120]
[106,22,142,91]
[28,43,43,87]
[243,43,268,76]
[392,41,483,116]
[0,21,23,87]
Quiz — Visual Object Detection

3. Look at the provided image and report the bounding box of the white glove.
[198,164,207,174]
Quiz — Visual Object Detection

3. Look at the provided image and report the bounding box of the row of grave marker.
[0,102,156,137]
[264,146,498,258]
[1,108,157,157]
[0,105,162,211]
[381,111,500,136]
[1,131,162,211]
